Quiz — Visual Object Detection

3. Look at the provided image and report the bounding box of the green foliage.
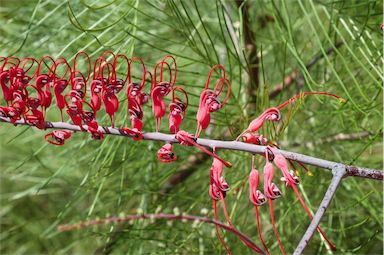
[0,0,382,254]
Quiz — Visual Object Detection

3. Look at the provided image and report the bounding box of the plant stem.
[0,117,382,181]
[293,164,346,255]
[58,212,265,254]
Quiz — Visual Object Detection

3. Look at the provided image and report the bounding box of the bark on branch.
[1,117,382,181]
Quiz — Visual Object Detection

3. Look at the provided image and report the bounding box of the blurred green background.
[0,0,382,254]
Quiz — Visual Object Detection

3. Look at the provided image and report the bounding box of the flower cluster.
[213,92,343,254]
[1,52,345,254]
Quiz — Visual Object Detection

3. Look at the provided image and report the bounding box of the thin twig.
[293,165,346,255]
[58,213,265,254]
[0,117,382,180]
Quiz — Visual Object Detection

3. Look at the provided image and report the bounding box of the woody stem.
[58,211,266,254]
[1,117,381,181]
[2,117,382,178]
[293,165,346,255]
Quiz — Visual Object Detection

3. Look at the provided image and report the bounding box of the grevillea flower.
[249,164,269,255]
[168,86,188,134]
[263,149,286,255]
[120,127,142,141]
[210,157,263,254]
[236,107,281,141]
[80,100,103,140]
[53,57,71,120]
[196,65,230,138]
[126,57,148,131]
[157,143,177,162]
[64,92,84,128]
[209,157,232,254]
[25,109,45,130]
[151,56,176,132]
[273,150,336,251]
[44,130,72,145]
[241,133,268,145]
[90,57,108,112]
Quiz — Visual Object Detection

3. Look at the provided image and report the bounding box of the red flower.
[273,150,336,251]
[157,143,177,163]
[236,107,280,141]
[126,57,148,131]
[44,130,72,145]
[249,166,269,254]
[168,86,188,134]
[196,65,230,137]
[151,56,177,132]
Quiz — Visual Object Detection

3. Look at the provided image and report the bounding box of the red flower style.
[196,64,230,138]
[151,56,177,132]
[35,56,57,116]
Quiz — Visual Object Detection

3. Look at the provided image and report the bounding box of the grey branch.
[293,165,346,255]
[1,117,382,180]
